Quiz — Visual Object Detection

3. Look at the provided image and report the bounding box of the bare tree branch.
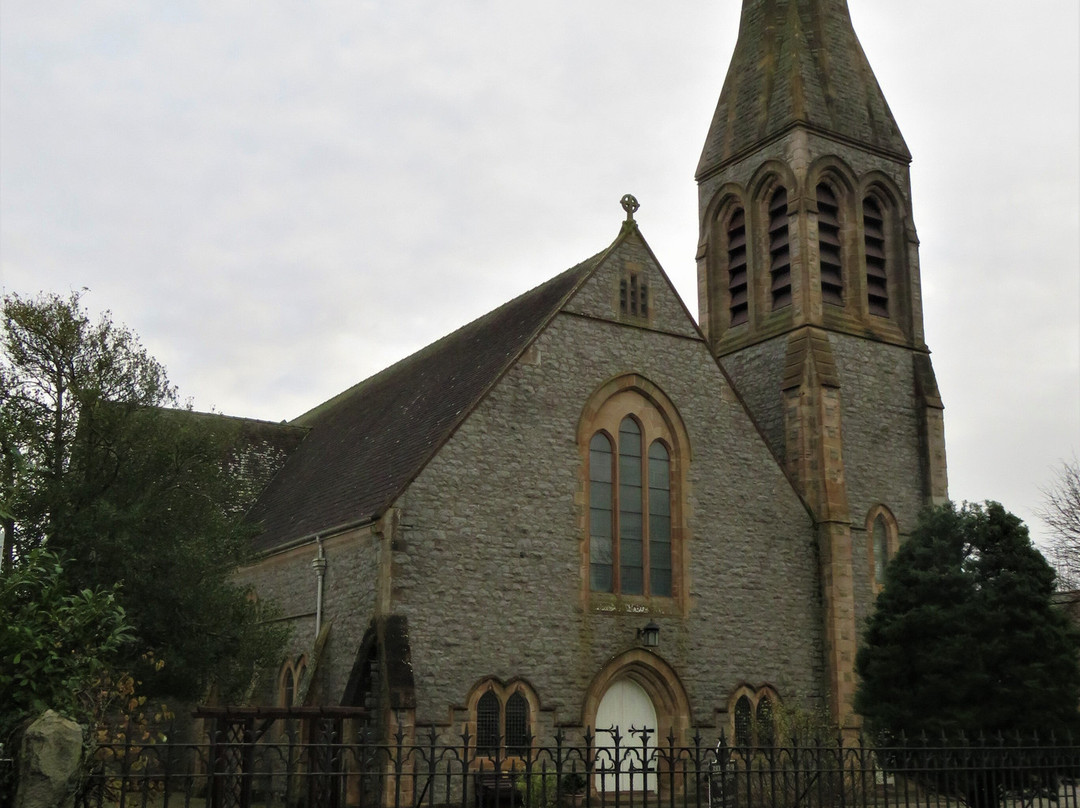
[1039,458,1080,590]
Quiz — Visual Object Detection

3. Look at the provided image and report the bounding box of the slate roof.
[697,0,910,177]
[245,250,608,553]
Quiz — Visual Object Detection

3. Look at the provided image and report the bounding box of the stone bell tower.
[695,0,948,732]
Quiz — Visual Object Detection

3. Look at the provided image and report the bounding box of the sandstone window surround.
[278,654,308,708]
[580,376,689,614]
[729,685,780,748]
[466,679,539,759]
[865,504,899,591]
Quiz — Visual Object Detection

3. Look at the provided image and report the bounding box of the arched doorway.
[594,678,658,793]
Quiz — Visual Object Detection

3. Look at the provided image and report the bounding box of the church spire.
[697,0,909,178]
[695,0,948,736]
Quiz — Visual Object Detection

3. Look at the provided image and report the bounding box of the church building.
[236,0,949,748]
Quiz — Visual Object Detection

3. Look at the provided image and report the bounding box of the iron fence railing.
[76,726,1080,808]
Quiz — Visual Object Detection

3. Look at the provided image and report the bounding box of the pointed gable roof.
[697,0,910,177]
[246,249,611,553]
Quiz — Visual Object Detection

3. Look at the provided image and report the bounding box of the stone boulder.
[15,710,83,808]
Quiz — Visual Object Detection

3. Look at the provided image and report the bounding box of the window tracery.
[581,377,688,611]
[586,399,680,600]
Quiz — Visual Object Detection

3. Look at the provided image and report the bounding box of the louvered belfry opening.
[619,272,649,318]
[768,188,792,309]
[863,197,889,316]
[726,206,748,325]
[816,183,844,306]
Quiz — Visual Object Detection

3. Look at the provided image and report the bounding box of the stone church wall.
[237,526,379,703]
[827,333,928,628]
[390,245,824,740]
[717,337,789,465]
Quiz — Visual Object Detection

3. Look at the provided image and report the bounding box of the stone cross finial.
[621,194,640,222]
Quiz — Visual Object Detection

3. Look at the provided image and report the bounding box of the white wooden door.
[594,679,658,793]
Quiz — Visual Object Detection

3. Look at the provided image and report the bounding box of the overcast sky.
[2,1,1077,550]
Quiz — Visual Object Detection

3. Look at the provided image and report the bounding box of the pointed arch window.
[589,433,615,592]
[476,691,501,753]
[583,379,686,606]
[863,197,889,316]
[866,506,899,591]
[591,417,673,597]
[729,687,781,748]
[755,695,775,747]
[469,681,537,758]
[505,692,530,755]
[768,188,792,310]
[278,655,308,708]
[726,206,749,325]
[283,668,295,706]
[733,696,753,747]
[817,183,844,306]
[872,516,888,584]
[648,443,672,596]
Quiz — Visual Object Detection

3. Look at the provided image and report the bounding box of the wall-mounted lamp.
[637,620,661,648]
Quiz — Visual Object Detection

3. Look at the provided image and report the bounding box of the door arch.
[583,650,692,795]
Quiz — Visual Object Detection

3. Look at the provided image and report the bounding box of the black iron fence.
[77,719,1080,808]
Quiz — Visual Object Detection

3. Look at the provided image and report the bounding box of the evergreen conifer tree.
[856,501,1080,741]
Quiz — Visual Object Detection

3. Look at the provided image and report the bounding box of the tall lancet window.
[872,515,889,585]
[584,383,683,602]
[863,198,889,316]
[648,442,672,597]
[867,506,899,592]
[618,418,645,595]
[589,433,615,592]
[588,418,674,598]
[817,183,844,306]
[768,188,792,309]
[726,206,748,325]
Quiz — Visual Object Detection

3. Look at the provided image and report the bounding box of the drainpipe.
[312,537,327,640]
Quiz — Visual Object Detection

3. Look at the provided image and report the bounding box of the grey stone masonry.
[389,231,824,739]
[236,526,380,703]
